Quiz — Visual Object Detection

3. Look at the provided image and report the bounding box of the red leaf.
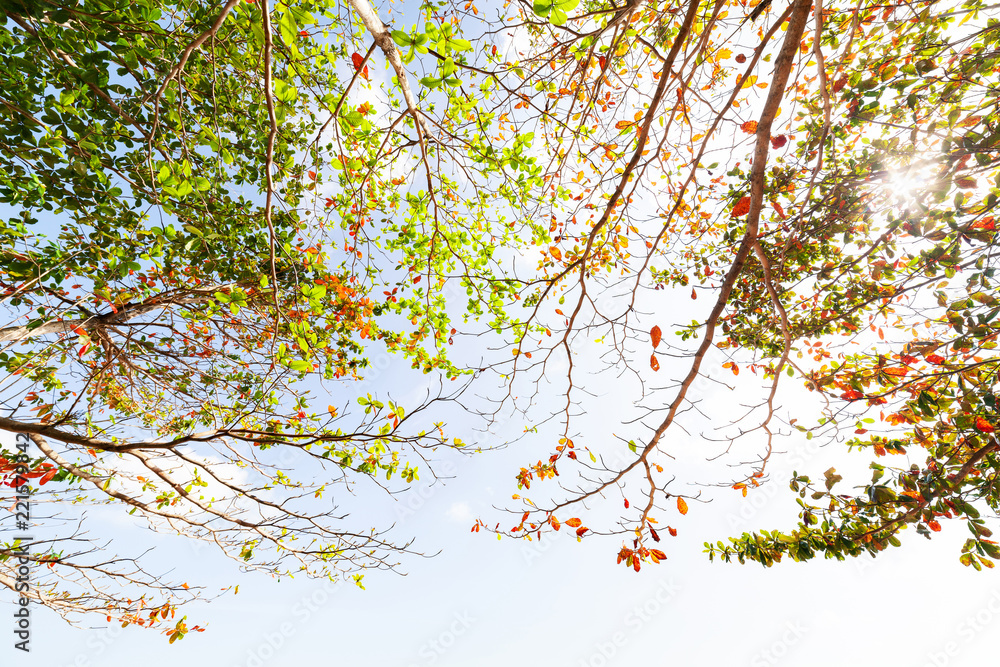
[975,417,995,433]
[351,53,365,71]
[624,498,630,509]
[650,354,660,372]
[832,76,849,93]
[576,526,588,537]
[650,325,662,349]
[667,526,678,537]
[39,469,57,485]
[650,527,660,542]
[773,201,786,219]
[735,54,746,64]
[731,196,751,217]
[926,354,946,365]
[770,134,788,149]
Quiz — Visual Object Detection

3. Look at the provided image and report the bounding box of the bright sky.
[4,307,1000,667]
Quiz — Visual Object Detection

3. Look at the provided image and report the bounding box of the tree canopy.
[2,0,1000,639]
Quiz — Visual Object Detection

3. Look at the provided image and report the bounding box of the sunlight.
[885,161,937,209]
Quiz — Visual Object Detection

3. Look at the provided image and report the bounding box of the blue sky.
[5,356,1000,667]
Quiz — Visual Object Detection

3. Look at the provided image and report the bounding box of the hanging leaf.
[650,325,662,348]
[676,497,688,515]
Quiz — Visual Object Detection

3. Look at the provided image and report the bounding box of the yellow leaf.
[549,246,562,261]
[717,48,732,60]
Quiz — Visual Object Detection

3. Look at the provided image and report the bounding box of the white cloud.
[445,501,472,522]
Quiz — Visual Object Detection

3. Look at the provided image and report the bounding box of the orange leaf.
[926,354,946,365]
[549,246,562,261]
[565,517,582,528]
[975,417,995,433]
[740,120,758,134]
[691,288,697,300]
[667,526,677,537]
[676,497,688,515]
[576,526,588,537]
[731,196,751,217]
[615,120,634,130]
[650,325,662,348]
[928,520,942,532]
[550,516,561,530]
[650,354,660,372]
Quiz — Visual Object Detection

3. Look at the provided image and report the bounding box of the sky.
[4,326,1000,667]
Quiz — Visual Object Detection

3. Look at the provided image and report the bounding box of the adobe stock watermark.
[576,578,681,667]
[921,589,1000,667]
[231,577,345,667]
[406,610,476,666]
[9,432,34,653]
[748,620,808,666]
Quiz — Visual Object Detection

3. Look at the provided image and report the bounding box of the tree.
[467,0,1000,574]
[0,0,494,637]
[2,0,999,639]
